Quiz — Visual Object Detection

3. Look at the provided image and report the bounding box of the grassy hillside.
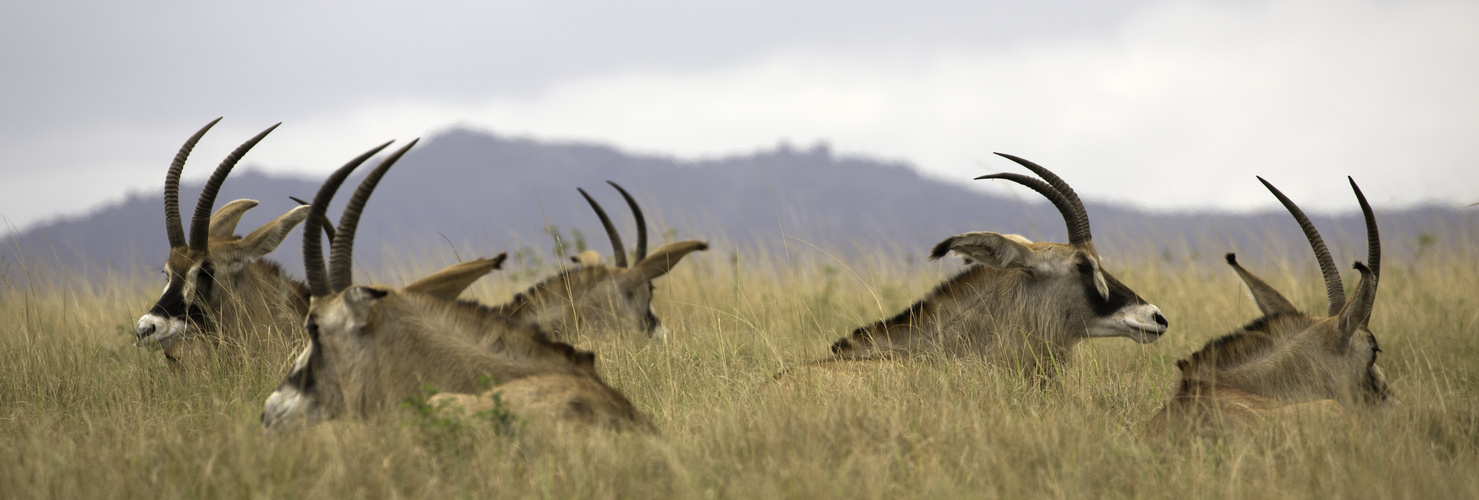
[2,238,1476,499]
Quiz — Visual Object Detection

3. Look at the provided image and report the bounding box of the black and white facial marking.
[1074,254,1168,343]
[135,252,216,349]
[262,318,326,431]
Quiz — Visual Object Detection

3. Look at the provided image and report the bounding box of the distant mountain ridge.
[3,128,1473,281]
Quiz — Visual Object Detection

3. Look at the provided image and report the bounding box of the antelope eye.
[1076,262,1094,274]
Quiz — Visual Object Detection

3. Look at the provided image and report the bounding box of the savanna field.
[2,233,1477,499]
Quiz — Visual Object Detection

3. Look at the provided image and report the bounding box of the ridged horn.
[329,139,418,292]
[606,181,647,261]
[165,118,222,248]
[1350,177,1380,325]
[579,188,628,268]
[188,122,281,251]
[1258,177,1344,316]
[289,196,336,241]
[974,172,1086,244]
[992,153,1092,244]
[304,141,394,298]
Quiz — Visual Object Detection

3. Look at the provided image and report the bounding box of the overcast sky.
[2,0,1476,232]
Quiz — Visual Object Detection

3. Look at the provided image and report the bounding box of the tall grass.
[1,238,1476,499]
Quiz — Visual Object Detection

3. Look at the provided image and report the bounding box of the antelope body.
[135,119,313,367]
[493,182,706,341]
[1148,177,1391,436]
[262,142,649,432]
[823,154,1168,379]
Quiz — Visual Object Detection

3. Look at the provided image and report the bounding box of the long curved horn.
[993,153,1092,244]
[1258,177,1344,316]
[1349,177,1379,327]
[579,188,628,268]
[329,139,418,293]
[304,141,394,298]
[289,196,336,241]
[606,181,647,261]
[1349,177,1379,282]
[974,172,1087,245]
[188,123,281,251]
[165,118,222,248]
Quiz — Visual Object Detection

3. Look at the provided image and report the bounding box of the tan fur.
[1149,179,1390,437]
[270,279,651,432]
[150,203,312,368]
[494,240,707,339]
[825,238,1164,381]
[1148,266,1390,437]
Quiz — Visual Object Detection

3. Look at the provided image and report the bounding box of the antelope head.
[1198,177,1392,407]
[135,119,310,354]
[941,153,1168,343]
[264,140,606,431]
[512,182,706,340]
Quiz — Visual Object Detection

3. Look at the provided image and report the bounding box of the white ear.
[929,232,1036,269]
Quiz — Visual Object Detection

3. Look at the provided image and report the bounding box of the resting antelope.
[491,182,707,341]
[817,153,1168,379]
[135,118,314,368]
[1148,177,1391,435]
[262,142,649,432]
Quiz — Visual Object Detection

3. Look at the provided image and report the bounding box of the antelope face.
[576,271,665,339]
[1066,250,1169,344]
[932,233,1169,344]
[136,248,213,350]
[261,287,380,431]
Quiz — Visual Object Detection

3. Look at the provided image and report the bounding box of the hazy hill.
[3,128,1473,282]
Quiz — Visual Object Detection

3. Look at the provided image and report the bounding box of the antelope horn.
[606,181,648,261]
[992,153,1092,244]
[165,118,222,248]
[304,141,394,298]
[1258,177,1345,316]
[974,172,1087,245]
[579,188,628,268]
[188,123,281,251]
[1349,177,1380,324]
[329,139,418,293]
[290,196,336,242]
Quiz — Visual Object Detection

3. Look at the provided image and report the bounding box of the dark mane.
[834,265,1005,353]
[431,295,600,372]
[1178,312,1310,373]
[492,265,618,316]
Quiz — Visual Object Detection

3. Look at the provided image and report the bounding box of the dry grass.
[2,239,1476,499]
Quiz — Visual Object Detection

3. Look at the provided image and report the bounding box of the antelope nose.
[1153,312,1169,328]
[136,323,155,337]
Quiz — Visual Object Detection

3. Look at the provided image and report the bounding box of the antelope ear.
[571,250,602,267]
[343,286,390,328]
[929,232,1034,269]
[1336,262,1377,351]
[234,205,311,260]
[1225,253,1299,316]
[405,254,507,300]
[208,199,260,239]
[631,240,707,281]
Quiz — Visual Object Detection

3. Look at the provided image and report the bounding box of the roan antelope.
[819,153,1169,380]
[262,143,649,432]
[135,118,314,368]
[490,182,707,341]
[1148,177,1391,435]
